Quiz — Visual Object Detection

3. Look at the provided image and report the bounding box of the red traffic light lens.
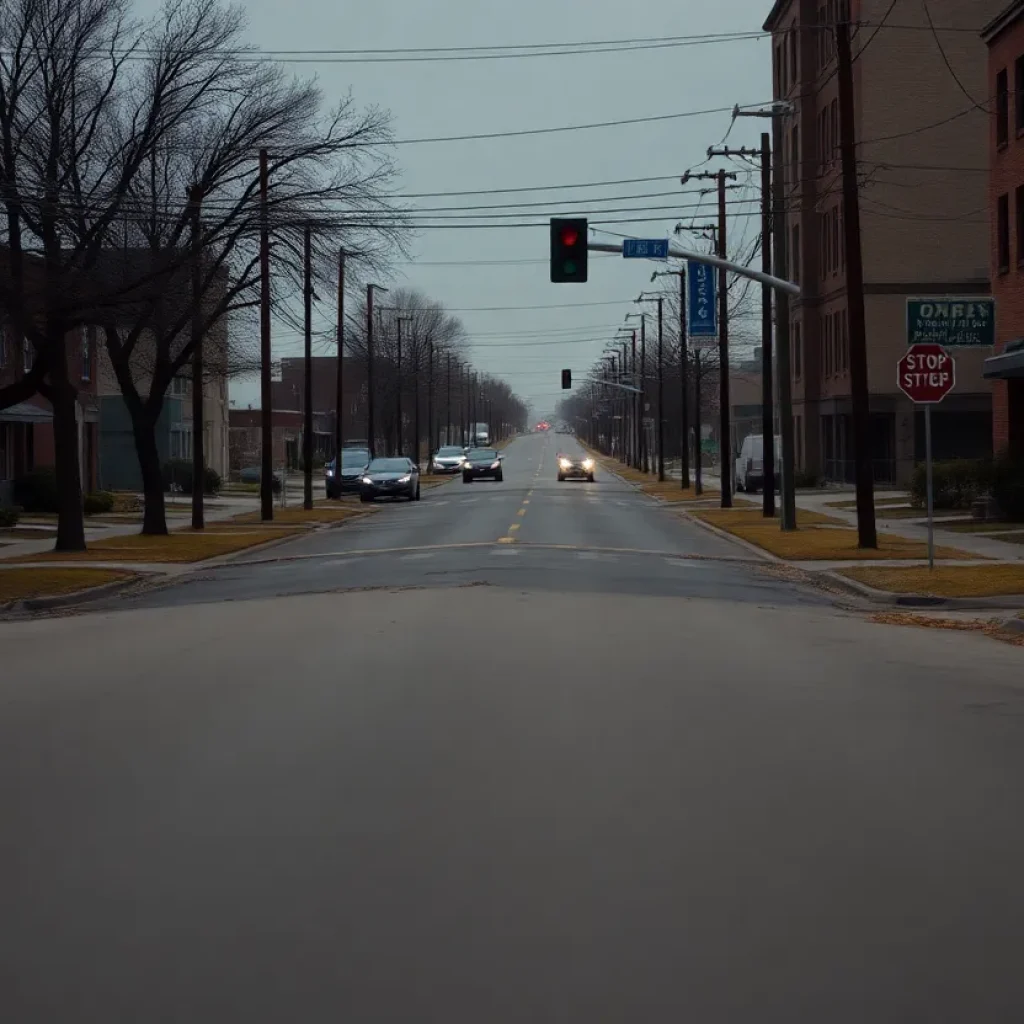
[560,228,578,247]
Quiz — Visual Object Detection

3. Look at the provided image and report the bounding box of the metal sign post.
[897,343,956,570]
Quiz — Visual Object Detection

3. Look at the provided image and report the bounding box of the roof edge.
[982,0,1024,42]
[763,0,789,32]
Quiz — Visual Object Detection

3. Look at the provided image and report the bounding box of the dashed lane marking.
[508,523,520,532]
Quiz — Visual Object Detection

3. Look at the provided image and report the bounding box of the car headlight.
[398,475,411,483]
[490,462,500,469]
[559,458,572,470]
[582,458,594,469]
[325,468,334,477]
[361,476,373,485]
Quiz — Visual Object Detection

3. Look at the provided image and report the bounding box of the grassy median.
[691,507,975,561]
[0,567,136,604]
[842,565,1024,598]
[2,527,300,564]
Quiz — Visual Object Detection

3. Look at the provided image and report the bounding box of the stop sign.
[897,343,955,404]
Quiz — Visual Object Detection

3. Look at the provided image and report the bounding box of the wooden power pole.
[258,148,273,522]
[189,185,205,531]
[837,21,877,548]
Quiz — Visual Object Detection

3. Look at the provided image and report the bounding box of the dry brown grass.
[0,567,134,603]
[2,528,300,564]
[692,508,975,561]
[868,612,1024,646]
[843,564,1024,598]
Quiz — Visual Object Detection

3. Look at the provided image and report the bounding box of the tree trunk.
[134,415,169,535]
[50,384,87,552]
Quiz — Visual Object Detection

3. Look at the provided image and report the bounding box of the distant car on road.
[430,445,467,474]
[325,447,371,498]
[557,452,595,482]
[359,457,420,502]
[462,448,503,483]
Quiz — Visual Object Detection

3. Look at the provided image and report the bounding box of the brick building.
[982,0,1024,451]
[764,0,1001,485]
[0,324,99,505]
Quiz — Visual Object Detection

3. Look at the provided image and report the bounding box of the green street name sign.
[906,297,996,348]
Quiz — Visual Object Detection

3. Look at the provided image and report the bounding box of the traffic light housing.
[561,368,572,389]
[550,217,588,283]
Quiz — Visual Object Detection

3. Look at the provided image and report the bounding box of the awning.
[984,339,1024,380]
[0,401,52,423]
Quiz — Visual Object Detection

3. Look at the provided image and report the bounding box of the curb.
[1,573,151,615]
[678,510,780,563]
[818,569,1024,610]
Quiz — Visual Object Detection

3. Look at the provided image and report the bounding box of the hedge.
[162,459,221,495]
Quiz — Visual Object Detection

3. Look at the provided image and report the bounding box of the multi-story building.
[982,0,1024,451]
[1,296,100,504]
[764,0,1000,485]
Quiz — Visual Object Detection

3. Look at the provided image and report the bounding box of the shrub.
[0,505,21,529]
[83,491,115,516]
[12,467,60,513]
[793,469,821,489]
[909,458,992,510]
[162,459,221,495]
[991,452,1024,521]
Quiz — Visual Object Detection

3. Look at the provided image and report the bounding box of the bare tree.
[1,0,404,543]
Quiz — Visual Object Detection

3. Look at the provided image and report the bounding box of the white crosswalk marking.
[401,552,435,561]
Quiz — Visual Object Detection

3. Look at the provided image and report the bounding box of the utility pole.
[631,332,638,467]
[707,143,774,514]
[426,338,434,465]
[334,249,345,476]
[679,271,689,489]
[258,148,273,522]
[446,351,452,446]
[657,296,664,481]
[694,349,703,495]
[395,316,406,456]
[837,22,877,548]
[717,169,732,508]
[302,224,313,511]
[365,284,387,459]
[188,185,204,530]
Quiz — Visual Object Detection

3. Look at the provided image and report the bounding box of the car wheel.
[463,474,471,483]
[360,493,372,503]
[587,474,595,483]
[495,471,503,482]
[557,473,564,482]
[735,478,744,493]
[414,484,421,501]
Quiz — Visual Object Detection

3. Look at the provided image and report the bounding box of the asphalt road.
[3,433,1024,1022]
[112,432,822,610]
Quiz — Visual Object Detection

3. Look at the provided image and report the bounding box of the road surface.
[2,432,1023,1022]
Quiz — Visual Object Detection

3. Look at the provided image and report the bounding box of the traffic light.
[550,217,588,283]
[561,369,572,389]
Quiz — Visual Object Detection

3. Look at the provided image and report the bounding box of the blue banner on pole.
[687,261,717,337]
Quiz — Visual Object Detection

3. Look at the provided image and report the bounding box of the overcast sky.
[219,0,773,419]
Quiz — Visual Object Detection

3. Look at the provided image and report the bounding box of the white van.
[734,434,781,493]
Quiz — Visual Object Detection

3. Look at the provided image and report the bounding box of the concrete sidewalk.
[657,460,1024,564]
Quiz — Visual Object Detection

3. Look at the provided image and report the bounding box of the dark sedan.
[462,448,503,483]
[325,448,371,498]
[430,445,468,474]
[557,452,595,482]
[359,457,421,502]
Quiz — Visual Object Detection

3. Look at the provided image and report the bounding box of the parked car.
[734,434,781,493]
[557,452,595,482]
[462,448,503,483]
[430,445,468,474]
[359,457,420,502]
[325,447,371,498]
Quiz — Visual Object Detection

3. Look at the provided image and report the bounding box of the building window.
[793,321,802,379]
[81,326,92,382]
[788,30,797,86]
[998,192,1010,272]
[790,125,799,184]
[23,337,32,373]
[831,207,840,272]
[830,99,838,163]
[0,328,7,369]
[1016,56,1024,135]
[170,375,188,396]
[791,224,800,283]
[169,427,193,462]
[1017,184,1024,267]
[997,69,1009,148]
[774,46,781,97]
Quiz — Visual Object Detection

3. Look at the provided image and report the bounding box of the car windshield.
[367,458,410,472]
[341,451,369,467]
[437,447,463,455]
[468,450,497,460]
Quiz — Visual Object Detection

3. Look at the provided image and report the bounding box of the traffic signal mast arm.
[586,241,800,297]
[580,375,642,394]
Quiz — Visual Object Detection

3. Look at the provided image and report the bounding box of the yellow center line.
[508,523,520,531]
[516,508,526,516]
